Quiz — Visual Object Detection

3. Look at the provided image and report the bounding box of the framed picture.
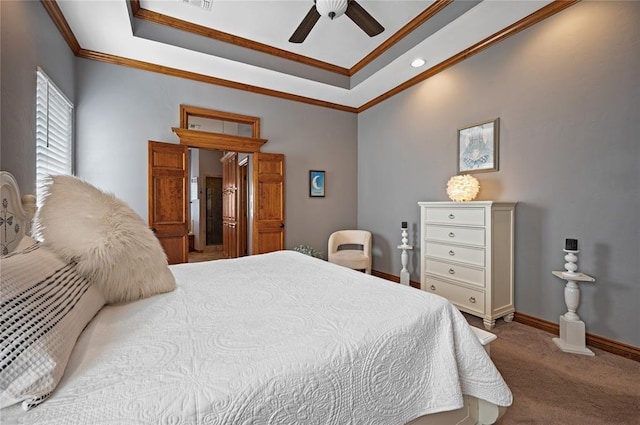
[309,170,325,197]
[457,118,500,173]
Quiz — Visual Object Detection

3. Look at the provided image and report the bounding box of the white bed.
[0,171,511,424]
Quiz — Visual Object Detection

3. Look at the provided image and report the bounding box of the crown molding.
[76,48,358,113]
[41,0,81,55]
[42,0,579,113]
[357,0,580,112]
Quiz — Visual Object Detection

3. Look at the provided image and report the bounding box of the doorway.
[179,106,261,262]
[150,105,284,264]
[186,149,250,263]
[205,176,222,246]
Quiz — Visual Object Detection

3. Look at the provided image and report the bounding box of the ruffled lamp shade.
[316,0,348,19]
[446,175,480,202]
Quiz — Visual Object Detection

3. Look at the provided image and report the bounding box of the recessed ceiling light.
[411,58,426,68]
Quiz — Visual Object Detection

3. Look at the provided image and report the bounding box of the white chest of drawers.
[418,201,517,329]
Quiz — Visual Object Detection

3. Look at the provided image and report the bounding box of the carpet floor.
[463,314,640,425]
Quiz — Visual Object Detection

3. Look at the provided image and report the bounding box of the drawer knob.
[448,250,455,256]
[448,214,455,219]
[469,297,476,304]
[448,232,455,238]
[448,268,455,274]
[430,285,436,291]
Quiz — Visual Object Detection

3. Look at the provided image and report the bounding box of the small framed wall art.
[309,170,325,197]
[457,118,500,173]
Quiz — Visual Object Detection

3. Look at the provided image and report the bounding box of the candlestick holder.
[563,249,579,276]
[397,226,413,286]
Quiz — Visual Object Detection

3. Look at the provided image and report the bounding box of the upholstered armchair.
[327,230,372,274]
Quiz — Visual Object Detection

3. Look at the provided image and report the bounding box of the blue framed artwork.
[458,118,499,173]
[309,170,325,197]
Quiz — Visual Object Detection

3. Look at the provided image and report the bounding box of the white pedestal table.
[551,270,596,356]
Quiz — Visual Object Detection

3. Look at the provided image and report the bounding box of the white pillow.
[14,234,36,252]
[0,237,105,410]
[33,175,176,304]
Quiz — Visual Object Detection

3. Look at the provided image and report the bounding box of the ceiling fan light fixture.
[316,0,349,20]
[289,0,383,43]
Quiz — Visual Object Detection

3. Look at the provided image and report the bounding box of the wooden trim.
[131,1,453,79]
[172,128,266,153]
[512,311,559,335]
[132,4,350,77]
[357,0,580,112]
[76,48,358,113]
[220,151,237,162]
[586,332,640,363]
[372,270,420,290]
[350,0,452,75]
[180,105,261,138]
[40,0,81,55]
[514,312,640,362]
[47,1,576,113]
[130,0,453,78]
[180,106,261,127]
[130,0,141,15]
[372,271,640,362]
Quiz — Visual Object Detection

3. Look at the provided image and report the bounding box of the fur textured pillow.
[33,175,175,304]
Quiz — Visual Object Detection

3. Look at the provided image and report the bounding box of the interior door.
[148,141,188,264]
[252,152,285,254]
[222,152,238,258]
[238,159,248,257]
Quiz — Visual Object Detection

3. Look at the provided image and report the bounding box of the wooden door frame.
[238,156,249,257]
[173,106,268,259]
[179,105,262,138]
[173,105,266,152]
[173,104,266,153]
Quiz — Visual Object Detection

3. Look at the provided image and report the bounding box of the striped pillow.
[0,237,105,410]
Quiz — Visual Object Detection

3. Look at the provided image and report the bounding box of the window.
[36,68,73,204]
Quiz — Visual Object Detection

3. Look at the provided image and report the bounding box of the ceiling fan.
[289,0,385,43]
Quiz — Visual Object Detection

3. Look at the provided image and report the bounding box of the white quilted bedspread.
[3,251,511,424]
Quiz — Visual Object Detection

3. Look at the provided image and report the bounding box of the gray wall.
[0,0,76,193]
[74,59,357,255]
[358,1,640,346]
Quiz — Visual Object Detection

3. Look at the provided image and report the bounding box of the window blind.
[36,68,73,205]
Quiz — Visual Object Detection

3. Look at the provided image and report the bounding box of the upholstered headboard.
[0,171,37,255]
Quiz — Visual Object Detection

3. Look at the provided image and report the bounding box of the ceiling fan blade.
[289,6,321,43]
[345,0,384,37]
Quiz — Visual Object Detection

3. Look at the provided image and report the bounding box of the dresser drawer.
[425,259,485,288]
[425,242,485,267]
[425,225,485,247]
[424,277,485,315]
[425,207,485,226]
